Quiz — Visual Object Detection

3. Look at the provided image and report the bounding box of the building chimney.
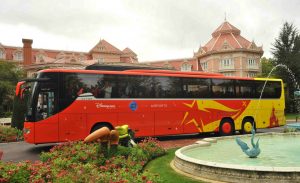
[22,39,33,66]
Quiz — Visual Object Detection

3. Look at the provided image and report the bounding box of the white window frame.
[248,58,256,66]
[0,49,5,59]
[35,54,45,62]
[14,51,23,61]
[220,58,234,69]
[247,72,256,78]
[223,72,233,77]
[201,62,208,70]
[181,63,192,71]
[97,58,104,63]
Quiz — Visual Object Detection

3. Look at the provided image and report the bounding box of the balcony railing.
[247,64,259,70]
[219,65,235,71]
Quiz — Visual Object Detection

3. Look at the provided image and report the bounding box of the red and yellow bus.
[17,68,285,144]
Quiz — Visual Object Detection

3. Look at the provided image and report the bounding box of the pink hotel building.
[0,20,263,77]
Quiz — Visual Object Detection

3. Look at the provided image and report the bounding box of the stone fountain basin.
[173,132,300,183]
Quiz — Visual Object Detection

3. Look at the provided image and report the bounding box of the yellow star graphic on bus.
[181,100,204,132]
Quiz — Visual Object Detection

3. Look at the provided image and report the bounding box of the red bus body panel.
[24,98,257,143]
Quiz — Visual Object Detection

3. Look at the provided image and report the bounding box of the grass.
[144,148,202,183]
[286,113,300,120]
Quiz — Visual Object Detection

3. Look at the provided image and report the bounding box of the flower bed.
[0,137,166,182]
[0,126,23,143]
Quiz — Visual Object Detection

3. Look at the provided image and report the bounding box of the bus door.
[58,73,88,141]
[34,82,59,143]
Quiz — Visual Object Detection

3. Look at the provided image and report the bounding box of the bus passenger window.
[102,81,112,98]
[236,80,256,98]
[211,79,235,98]
[181,78,210,98]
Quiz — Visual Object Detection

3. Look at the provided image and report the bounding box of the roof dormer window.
[13,51,23,61]
[0,49,5,59]
[181,63,192,71]
[98,46,105,51]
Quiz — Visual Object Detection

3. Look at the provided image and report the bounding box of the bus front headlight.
[23,128,31,135]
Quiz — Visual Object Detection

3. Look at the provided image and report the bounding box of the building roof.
[212,21,241,37]
[89,39,123,54]
[195,21,263,57]
[122,47,137,56]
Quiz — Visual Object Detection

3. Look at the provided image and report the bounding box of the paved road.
[0,122,296,163]
[0,142,56,162]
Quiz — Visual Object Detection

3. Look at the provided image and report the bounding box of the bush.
[0,126,23,142]
[0,137,166,182]
[283,127,298,133]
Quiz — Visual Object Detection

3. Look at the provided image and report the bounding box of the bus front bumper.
[23,122,34,144]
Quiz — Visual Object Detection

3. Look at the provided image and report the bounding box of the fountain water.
[257,64,300,131]
[236,64,300,158]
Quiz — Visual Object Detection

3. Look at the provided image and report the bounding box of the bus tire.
[241,118,255,134]
[219,119,234,136]
[91,123,113,133]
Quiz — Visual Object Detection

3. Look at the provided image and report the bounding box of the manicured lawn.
[286,113,300,120]
[144,148,203,183]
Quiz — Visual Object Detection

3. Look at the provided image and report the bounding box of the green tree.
[257,57,277,78]
[0,61,25,117]
[271,22,300,112]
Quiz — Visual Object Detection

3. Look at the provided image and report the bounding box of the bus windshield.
[23,81,36,121]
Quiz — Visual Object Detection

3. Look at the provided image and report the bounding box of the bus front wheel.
[219,119,234,136]
[241,119,255,134]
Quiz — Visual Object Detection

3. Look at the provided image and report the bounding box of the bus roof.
[37,68,282,81]
[124,69,224,77]
[85,64,169,71]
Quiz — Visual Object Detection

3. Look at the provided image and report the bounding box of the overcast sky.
[0,0,299,62]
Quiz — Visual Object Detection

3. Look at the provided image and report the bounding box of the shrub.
[0,137,166,182]
[138,137,166,160]
[0,126,23,142]
[283,127,298,133]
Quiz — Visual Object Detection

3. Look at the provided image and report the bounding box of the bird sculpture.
[236,127,261,158]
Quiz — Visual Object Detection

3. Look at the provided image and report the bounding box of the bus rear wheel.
[241,119,255,134]
[219,119,234,136]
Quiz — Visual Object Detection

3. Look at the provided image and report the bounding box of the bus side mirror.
[16,81,25,98]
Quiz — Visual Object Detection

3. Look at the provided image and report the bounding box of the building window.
[0,49,5,59]
[97,58,104,63]
[98,47,105,51]
[220,58,234,69]
[56,52,65,59]
[201,62,208,70]
[36,54,45,63]
[163,64,173,69]
[14,51,23,61]
[181,63,191,71]
[248,58,256,66]
[70,59,76,62]
[79,55,86,62]
[223,72,233,77]
[247,72,256,78]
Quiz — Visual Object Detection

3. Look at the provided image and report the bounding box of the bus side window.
[236,80,256,98]
[211,79,235,98]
